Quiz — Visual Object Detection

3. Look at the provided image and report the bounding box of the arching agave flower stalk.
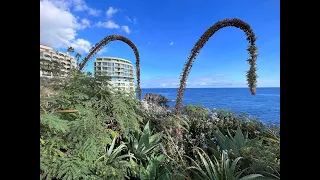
[174,18,258,115]
[78,35,142,100]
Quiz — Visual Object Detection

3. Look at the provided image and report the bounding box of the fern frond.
[40,114,69,134]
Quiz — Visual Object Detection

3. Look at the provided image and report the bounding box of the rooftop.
[95,57,132,64]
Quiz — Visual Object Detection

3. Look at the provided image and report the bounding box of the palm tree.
[67,47,74,55]
[78,34,142,100]
[75,53,81,66]
[174,18,259,115]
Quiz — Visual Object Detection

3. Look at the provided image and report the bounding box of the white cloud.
[170,42,174,45]
[148,42,151,44]
[106,7,118,19]
[40,0,91,53]
[72,39,91,53]
[95,20,120,29]
[125,16,131,22]
[81,18,90,27]
[98,7,134,34]
[200,83,208,86]
[104,20,120,29]
[125,16,137,23]
[73,0,101,16]
[73,0,87,11]
[49,0,71,10]
[97,47,108,55]
[87,8,101,16]
[121,25,131,34]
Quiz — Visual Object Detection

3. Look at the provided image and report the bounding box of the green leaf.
[107,137,117,156]
[230,157,243,177]
[239,174,263,180]
[234,126,245,147]
[40,114,69,133]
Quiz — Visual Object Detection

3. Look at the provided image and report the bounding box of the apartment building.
[40,44,78,78]
[94,57,135,92]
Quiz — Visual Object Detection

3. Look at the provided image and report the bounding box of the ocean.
[140,88,280,125]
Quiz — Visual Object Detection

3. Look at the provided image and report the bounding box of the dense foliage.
[40,72,279,180]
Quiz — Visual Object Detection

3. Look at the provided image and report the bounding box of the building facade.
[40,44,78,78]
[94,57,135,92]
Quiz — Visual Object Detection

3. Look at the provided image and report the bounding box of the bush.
[40,72,279,180]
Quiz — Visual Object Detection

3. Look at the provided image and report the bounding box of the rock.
[140,100,166,113]
[141,93,172,115]
[144,93,171,106]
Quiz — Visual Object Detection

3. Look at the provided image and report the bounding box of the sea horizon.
[141,87,280,89]
[139,87,280,124]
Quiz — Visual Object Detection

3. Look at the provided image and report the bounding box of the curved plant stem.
[174,18,258,115]
[78,34,142,100]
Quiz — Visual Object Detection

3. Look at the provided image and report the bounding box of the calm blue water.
[139,88,280,125]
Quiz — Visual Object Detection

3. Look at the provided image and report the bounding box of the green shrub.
[40,72,279,180]
[40,72,141,179]
[127,121,163,165]
[186,147,263,180]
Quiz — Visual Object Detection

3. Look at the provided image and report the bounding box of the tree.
[78,34,142,100]
[174,18,259,115]
[67,47,74,55]
[75,53,81,66]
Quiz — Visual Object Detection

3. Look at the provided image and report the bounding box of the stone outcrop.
[141,93,172,114]
[140,100,167,114]
[144,93,171,105]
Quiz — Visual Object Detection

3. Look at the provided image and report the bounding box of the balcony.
[40,55,51,61]
[41,71,52,76]
[52,58,59,63]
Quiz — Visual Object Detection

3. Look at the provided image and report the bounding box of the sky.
[40,0,280,88]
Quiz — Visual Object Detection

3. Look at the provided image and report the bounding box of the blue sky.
[40,0,280,88]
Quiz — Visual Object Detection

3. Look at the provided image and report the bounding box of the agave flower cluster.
[174,18,258,115]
